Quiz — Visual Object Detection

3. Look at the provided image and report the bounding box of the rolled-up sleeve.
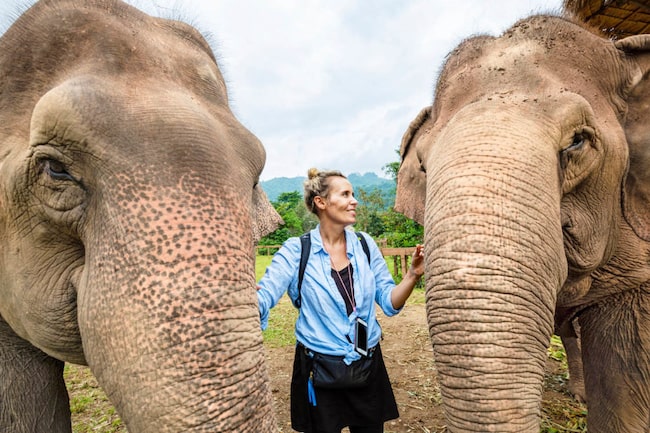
[256,238,301,330]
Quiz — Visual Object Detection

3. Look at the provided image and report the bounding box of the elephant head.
[396,14,650,433]
[0,1,282,432]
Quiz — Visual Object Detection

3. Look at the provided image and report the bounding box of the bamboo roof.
[564,0,650,38]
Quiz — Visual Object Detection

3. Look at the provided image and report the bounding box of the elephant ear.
[395,106,432,225]
[617,35,650,241]
[252,184,283,244]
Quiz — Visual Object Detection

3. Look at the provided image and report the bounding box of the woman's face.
[320,176,358,226]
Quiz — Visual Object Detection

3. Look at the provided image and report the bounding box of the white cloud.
[184,0,564,180]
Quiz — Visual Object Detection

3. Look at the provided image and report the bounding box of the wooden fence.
[381,247,416,277]
[256,245,416,277]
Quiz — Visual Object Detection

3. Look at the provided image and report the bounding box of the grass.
[540,336,587,433]
[255,254,273,281]
[64,365,124,432]
[547,335,568,367]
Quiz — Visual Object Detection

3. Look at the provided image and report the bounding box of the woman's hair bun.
[307,167,319,179]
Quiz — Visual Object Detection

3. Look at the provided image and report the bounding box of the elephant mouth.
[562,224,583,273]
[561,216,601,277]
[561,214,576,243]
[557,274,592,308]
[559,215,581,272]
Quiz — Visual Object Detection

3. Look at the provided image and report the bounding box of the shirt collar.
[311,224,356,258]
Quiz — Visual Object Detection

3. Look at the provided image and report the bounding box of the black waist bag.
[311,352,374,389]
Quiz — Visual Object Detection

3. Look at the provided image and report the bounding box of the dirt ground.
[264,302,587,433]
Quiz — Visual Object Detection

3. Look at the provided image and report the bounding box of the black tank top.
[331,264,355,316]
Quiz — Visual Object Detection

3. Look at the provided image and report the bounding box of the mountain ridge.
[261,172,395,203]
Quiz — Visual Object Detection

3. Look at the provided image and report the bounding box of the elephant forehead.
[434,18,628,135]
[28,75,265,186]
[446,41,555,97]
[0,1,229,115]
[481,39,542,70]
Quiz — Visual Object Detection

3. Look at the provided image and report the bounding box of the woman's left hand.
[409,244,424,278]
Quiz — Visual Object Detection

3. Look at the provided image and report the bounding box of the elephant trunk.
[425,104,567,432]
[77,187,275,432]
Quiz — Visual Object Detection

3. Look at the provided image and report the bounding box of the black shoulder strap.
[296,231,371,308]
[296,232,311,308]
[356,232,371,265]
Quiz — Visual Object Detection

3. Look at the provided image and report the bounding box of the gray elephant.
[0,1,282,432]
[396,13,650,433]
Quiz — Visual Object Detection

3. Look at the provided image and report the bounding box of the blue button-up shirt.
[257,226,400,364]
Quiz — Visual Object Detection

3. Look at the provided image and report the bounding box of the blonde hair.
[303,168,346,215]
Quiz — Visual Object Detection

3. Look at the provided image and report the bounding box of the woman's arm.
[390,244,424,310]
[257,238,301,329]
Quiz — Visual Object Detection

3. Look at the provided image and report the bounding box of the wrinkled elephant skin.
[396,15,650,433]
[0,1,282,432]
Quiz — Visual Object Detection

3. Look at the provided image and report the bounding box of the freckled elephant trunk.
[76,187,276,432]
[422,105,567,432]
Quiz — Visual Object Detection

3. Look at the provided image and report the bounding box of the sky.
[3,0,566,181]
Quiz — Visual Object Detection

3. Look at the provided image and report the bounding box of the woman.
[257,168,424,433]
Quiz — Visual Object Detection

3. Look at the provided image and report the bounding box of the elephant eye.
[568,133,586,151]
[42,159,74,181]
[564,127,594,153]
[560,128,595,171]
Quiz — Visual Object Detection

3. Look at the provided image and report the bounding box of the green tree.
[294,196,319,233]
[259,191,317,246]
[380,208,423,247]
[379,154,424,247]
[382,160,399,180]
[354,187,386,237]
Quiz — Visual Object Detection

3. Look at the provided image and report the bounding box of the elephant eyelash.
[568,134,585,151]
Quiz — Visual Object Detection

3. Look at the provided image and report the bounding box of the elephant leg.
[0,316,71,433]
[560,319,586,403]
[579,292,650,433]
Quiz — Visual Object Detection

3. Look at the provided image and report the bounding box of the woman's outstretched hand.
[392,244,425,309]
[409,244,424,278]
